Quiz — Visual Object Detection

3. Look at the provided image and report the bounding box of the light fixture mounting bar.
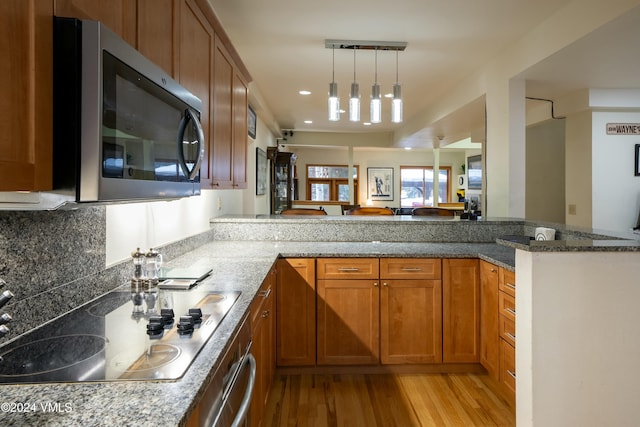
[324,39,407,51]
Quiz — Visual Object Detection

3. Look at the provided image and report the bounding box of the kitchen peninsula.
[2,215,640,426]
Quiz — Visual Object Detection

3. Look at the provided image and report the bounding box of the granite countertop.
[0,240,514,426]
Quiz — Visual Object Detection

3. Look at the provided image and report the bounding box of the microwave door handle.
[177,108,205,181]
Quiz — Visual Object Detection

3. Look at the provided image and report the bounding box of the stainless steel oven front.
[196,316,256,427]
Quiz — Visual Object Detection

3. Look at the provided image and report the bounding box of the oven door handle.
[229,352,256,427]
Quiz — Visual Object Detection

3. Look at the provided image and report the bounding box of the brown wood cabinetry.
[135,0,178,76]
[211,37,248,189]
[250,266,276,427]
[276,258,316,366]
[479,260,500,380]
[317,258,380,365]
[442,259,480,363]
[498,268,516,405]
[380,258,442,364]
[0,0,53,191]
[54,0,136,44]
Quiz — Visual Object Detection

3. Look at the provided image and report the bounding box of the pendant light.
[328,46,340,121]
[391,50,403,123]
[370,48,381,123]
[349,49,360,122]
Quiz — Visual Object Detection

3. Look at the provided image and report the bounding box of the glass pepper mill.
[130,248,146,316]
[144,248,163,286]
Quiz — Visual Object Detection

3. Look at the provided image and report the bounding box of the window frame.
[306,164,359,203]
[399,165,452,208]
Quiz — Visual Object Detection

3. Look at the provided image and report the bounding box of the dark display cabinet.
[269,150,296,214]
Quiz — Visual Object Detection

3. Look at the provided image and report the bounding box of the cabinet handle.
[490,268,497,272]
[382,282,388,287]
[338,267,360,272]
[373,282,378,287]
[506,332,516,341]
[505,282,516,289]
[258,288,271,299]
[507,369,516,379]
[400,267,422,272]
[261,310,270,318]
[505,307,516,316]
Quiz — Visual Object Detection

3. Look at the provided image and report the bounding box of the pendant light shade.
[328,46,340,121]
[370,83,381,123]
[328,81,339,121]
[370,49,381,123]
[349,50,360,122]
[391,51,403,123]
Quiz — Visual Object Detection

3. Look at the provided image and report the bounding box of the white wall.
[517,250,640,427]
[592,111,640,232]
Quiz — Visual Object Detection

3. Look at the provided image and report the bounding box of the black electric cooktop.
[0,285,240,384]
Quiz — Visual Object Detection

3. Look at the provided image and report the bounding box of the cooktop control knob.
[146,316,165,336]
[160,308,175,324]
[188,308,202,323]
[177,315,195,335]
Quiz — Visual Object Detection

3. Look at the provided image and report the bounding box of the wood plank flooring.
[263,372,515,426]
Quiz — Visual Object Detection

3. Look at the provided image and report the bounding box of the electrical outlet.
[568,204,576,215]
[217,197,222,211]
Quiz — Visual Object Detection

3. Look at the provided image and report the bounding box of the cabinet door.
[177,0,214,184]
[54,0,136,44]
[276,258,316,366]
[0,0,53,191]
[317,279,380,365]
[380,279,442,364]
[232,72,248,188]
[442,259,480,363]
[136,0,177,76]
[479,261,500,380]
[211,38,234,188]
[250,268,275,427]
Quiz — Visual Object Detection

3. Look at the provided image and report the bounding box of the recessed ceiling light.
[339,109,346,114]
[299,90,311,95]
[363,122,372,126]
[404,147,412,150]
[384,93,393,98]
[304,120,313,124]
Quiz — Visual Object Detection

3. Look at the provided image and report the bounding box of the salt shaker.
[144,248,163,286]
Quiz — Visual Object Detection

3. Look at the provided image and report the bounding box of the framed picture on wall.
[635,144,640,176]
[367,167,394,201]
[248,105,257,139]
[256,147,267,195]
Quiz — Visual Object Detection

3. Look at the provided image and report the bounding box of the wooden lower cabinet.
[317,278,380,365]
[479,260,500,380]
[276,258,316,366]
[381,278,442,364]
[250,267,276,427]
[500,339,516,398]
[442,259,480,363]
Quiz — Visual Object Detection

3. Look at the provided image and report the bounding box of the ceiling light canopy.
[325,39,407,125]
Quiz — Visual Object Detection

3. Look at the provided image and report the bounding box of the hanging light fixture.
[370,48,381,123]
[391,50,403,123]
[349,49,360,122]
[328,46,340,121]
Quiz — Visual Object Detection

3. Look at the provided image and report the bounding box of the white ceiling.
[207,0,640,147]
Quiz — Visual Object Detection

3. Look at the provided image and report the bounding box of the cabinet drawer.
[500,339,516,394]
[499,269,516,297]
[251,278,273,330]
[499,316,516,347]
[380,258,441,279]
[499,291,516,322]
[317,258,379,279]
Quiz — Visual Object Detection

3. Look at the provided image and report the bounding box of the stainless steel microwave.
[53,17,204,204]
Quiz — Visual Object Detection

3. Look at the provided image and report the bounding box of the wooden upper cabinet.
[232,72,248,189]
[442,259,480,363]
[135,0,177,76]
[176,0,214,184]
[0,0,53,191]
[54,0,136,45]
[211,39,234,188]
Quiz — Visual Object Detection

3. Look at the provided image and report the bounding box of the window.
[400,166,451,207]
[307,165,359,203]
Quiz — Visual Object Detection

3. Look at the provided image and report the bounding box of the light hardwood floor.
[263,372,515,426]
